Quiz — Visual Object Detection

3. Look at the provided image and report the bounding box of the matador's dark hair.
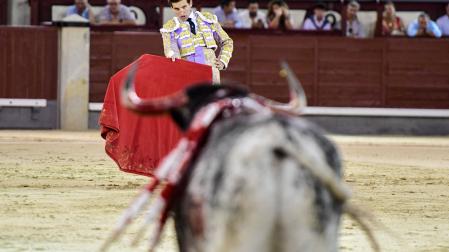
[168,0,191,7]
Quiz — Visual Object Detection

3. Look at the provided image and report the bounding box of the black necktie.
[187,18,196,35]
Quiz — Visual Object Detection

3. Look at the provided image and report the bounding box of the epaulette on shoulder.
[160,18,180,33]
[197,11,218,24]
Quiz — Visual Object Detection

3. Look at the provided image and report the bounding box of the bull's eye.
[273,147,287,160]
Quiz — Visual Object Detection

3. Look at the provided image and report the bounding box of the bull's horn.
[121,62,188,114]
[255,62,307,115]
[280,61,307,111]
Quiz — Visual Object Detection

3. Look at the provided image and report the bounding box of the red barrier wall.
[90,31,449,109]
[0,26,58,99]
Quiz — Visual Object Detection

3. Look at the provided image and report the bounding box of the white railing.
[89,102,103,112]
[0,99,47,108]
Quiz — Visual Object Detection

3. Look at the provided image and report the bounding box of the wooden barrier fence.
[0,26,58,100]
[89,30,449,108]
[1,26,448,109]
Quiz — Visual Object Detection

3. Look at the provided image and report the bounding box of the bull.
[100,62,379,252]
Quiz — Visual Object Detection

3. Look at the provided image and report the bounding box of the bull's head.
[121,61,307,131]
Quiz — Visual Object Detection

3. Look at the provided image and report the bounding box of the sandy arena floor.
[0,130,448,252]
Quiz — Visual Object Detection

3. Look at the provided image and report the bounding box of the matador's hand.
[214,58,225,70]
[167,50,176,62]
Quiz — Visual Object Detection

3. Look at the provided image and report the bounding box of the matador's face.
[172,0,193,22]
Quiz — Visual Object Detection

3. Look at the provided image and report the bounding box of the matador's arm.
[161,32,181,59]
[212,22,233,69]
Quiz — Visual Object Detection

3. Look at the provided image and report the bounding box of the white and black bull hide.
[174,114,343,252]
[101,62,379,252]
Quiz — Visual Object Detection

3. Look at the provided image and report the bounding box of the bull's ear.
[167,84,221,132]
[185,84,249,104]
[170,107,191,131]
[168,84,249,131]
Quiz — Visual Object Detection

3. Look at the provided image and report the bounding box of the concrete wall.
[307,116,449,136]
[88,111,100,129]
[58,25,90,130]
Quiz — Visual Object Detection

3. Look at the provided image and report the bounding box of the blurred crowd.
[64,0,136,25]
[65,0,449,38]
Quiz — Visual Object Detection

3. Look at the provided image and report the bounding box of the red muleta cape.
[99,54,213,176]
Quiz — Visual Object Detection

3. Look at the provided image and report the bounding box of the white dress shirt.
[236,10,266,29]
[185,11,197,30]
[302,16,331,31]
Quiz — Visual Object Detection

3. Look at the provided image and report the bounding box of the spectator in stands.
[325,12,338,30]
[96,0,136,25]
[266,0,294,30]
[382,1,405,36]
[344,1,366,38]
[214,0,240,28]
[236,0,266,29]
[436,3,449,36]
[407,12,442,38]
[65,0,95,23]
[302,3,331,31]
